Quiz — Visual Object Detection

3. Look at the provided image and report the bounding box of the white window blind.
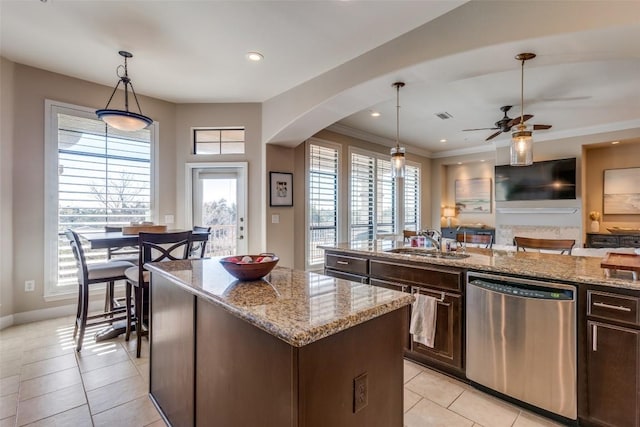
[350,152,397,241]
[308,143,339,266]
[404,164,420,231]
[46,103,154,295]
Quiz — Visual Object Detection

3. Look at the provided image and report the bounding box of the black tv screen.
[495,158,576,201]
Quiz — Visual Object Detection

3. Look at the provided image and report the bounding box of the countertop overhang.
[322,241,640,292]
[145,258,414,347]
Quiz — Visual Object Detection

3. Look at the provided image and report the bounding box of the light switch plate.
[164,214,174,224]
[271,214,280,224]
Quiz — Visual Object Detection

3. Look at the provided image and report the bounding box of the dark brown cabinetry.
[324,252,369,283]
[441,227,495,241]
[586,232,640,248]
[355,255,464,377]
[581,289,640,427]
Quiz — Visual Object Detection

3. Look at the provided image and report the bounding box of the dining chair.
[104,225,139,313]
[456,233,493,249]
[125,231,192,357]
[190,226,211,258]
[514,236,575,255]
[65,229,135,352]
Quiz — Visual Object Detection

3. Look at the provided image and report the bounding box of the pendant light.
[96,51,153,132]
[510,53,535,166]
[390,82,406,179]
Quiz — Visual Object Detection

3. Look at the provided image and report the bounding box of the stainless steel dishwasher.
[466,272,577,420]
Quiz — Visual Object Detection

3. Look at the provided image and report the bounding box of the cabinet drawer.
[370,259,462,292]
[324,268,368,284]
[588,290,639,326]
[370,278,408,293]
[620,236,640,248]
[588,235,619,248]
[325,254,368,276]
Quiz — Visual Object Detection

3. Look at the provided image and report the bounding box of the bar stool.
[514,236,575,255]
[104,225,139,313]
[65,229,135,352]
[190,226,211,258]
[456,233,493,249]
[125,231,192,357]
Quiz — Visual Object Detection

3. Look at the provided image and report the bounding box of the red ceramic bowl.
[219,253,279,281]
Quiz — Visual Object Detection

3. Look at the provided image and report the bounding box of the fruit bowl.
[219,253,279,281]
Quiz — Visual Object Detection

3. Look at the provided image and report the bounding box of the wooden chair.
[104,225,139,313]
[65,229,135,351]
[456,233,493,249]
[125,231,192,357]
[514,236,575,255]
[190,226,211,258]
[403,230,417,243]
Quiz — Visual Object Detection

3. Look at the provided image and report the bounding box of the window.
[350,151,396,241]
[307,141,339,267]
[45,101,156,297]
[193,128,245,154]
[404,164,421,231]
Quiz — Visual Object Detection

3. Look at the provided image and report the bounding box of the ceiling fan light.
[510,127,533,166]
[96,109,153,131]
[391,146,406,178]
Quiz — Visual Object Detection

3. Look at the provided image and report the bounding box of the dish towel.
[409,294,438,348]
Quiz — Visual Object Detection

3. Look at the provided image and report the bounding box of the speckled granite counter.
[321,241,640,292]
[145,258,413,347]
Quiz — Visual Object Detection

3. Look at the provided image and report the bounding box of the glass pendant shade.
[510,126,533,166]
[390,146,406,178]
[96,109,152,131]
[96,51,152,132]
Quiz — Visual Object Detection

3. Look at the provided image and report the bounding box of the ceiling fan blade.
[533,124,552,130]
[506,114,534,128]
[463,127,499,131]
[485,131,503,141]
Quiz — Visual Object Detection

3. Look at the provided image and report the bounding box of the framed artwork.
[603,168,640,214]
[269,172,293,207]
[455,178,491,213]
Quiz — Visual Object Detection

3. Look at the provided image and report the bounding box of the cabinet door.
[586,321,640,427]
[409,287,462,371]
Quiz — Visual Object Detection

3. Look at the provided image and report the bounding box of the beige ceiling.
[2,1,639,157]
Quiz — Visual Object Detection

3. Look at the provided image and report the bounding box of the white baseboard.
[0,314,14,330]
[9,300,105,327]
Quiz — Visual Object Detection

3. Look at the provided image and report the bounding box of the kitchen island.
[322,241,640,427]
[145,258,413,427]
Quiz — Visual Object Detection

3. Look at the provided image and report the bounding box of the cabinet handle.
[336,261,349,265]
[592,324,598,352]
[593,301,632,312]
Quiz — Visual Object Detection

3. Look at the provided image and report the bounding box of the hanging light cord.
[396,83,400,149]
[519,57,525,130]
[102,54,145,115]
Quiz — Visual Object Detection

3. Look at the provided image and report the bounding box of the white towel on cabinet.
[409,294,438,348]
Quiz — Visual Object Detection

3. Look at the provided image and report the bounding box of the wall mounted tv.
[495,158,576,201]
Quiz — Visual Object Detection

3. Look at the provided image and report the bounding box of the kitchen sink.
[385,248,470,259]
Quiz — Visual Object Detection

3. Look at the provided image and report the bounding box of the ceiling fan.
[463,53,552,142]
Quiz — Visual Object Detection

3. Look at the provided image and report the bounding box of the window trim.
[43,99,158,299]
[305,138,342,270]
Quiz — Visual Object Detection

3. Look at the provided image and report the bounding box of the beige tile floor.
[1,317,565,427]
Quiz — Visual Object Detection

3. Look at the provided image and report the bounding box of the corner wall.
[1,57,15,320]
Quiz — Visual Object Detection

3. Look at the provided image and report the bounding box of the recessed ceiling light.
[370,111,381,117]
[457,162,462,165]
[246,52,264,62]
[611,141,620,145]
[440,139,447,143]
[480,159,485,162]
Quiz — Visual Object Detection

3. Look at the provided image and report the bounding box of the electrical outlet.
[353,372,368,413]
[24,280,35,292]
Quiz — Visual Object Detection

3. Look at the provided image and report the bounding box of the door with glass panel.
[192,166,247,256]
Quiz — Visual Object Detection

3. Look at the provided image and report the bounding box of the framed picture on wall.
[269,172,293,207]
[455,178,491,213]
[603,167,640,214]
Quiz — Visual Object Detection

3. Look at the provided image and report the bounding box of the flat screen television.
[495,158,576,201]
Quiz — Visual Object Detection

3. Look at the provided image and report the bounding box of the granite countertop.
[322,241,640,292]
[145,258,414,347]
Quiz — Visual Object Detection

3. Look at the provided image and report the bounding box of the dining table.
[77,228,211,341]
[78,229,210,250]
